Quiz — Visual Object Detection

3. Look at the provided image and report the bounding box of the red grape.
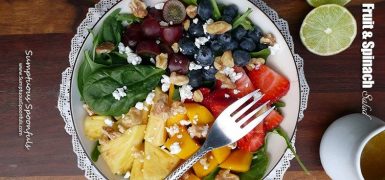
[136,40,161,58]
[141,17,161,38]
[122,23,143,47]
[161,25,183,45]
[168,53,190,74]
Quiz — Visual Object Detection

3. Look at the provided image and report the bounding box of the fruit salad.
[78,0,291,179]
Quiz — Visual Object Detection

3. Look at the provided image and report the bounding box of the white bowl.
[69,0,304,179]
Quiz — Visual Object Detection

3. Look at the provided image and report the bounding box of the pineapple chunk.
[121,107,149,128]
[100,125,146,175]
[131,159,144,180]
[84,115,112,140]
[143,142,180,179]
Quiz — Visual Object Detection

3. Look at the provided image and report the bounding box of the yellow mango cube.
[183,171,201,180]
[212,146,232,163]
[219,149,253,172]
[184,103,215,125]
[166,113,189,127]
[164,126,200,159]
[192,153,218,177]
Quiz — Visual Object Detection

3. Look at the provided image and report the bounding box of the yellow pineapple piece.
[84,115,112,141]
[143,142,180,179]
[100,125,146,175]
[130,159,144,180]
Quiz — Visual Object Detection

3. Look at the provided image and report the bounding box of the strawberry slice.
[237,123,266,152]
[201,88,236,117]
[247,65,290,104]
[228,67,256,98]
[264,109,284,131]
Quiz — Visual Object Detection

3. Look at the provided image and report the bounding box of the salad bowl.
[59,0,309,179]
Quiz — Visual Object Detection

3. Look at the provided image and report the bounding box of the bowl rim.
[69,0,302,179]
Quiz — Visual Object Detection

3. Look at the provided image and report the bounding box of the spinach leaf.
[239,145,269,180]
[101,8,122,44]
[203,167,220,180]
[274,127,310,175]
[172,87,181,101]
[272,101,286,108]
[115,13,142,24]
[182,0,197,5]
[233,8,253,30]
[94,52,128,66]
[77,50,107,97]
[83,65,165,116]
[250,48,271,60]
[91,141,101,162]
[209,0,221,20]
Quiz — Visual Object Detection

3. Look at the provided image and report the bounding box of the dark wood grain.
[0,0,384,179]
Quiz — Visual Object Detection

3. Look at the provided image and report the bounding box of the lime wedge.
[307,0,351,7]
[300,4,357,56]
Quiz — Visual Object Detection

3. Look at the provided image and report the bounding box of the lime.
[300,4,357,56]
[307,0,351,7]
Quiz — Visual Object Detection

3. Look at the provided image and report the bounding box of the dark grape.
[168,53,190,74]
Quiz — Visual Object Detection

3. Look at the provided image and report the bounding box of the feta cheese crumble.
[154,2,164,10]
[188,124,209,138]
[233,89,240,95]
[112,86,127,100]
[104,118,114,127]
[159,21,169,26]
[199,158,209,170]
[161,75,171,92]
[189,62,203,70]
[269,43,281,55]
[193,18,199,24]
[123,171,131,179]
[179,120,191,126]
[194,36,210,48]
[221,67,243,82]
[177,134,183,139]
[179,85,193,102]
[166,124,180,136]
[118,42,142,65]
[202,18,214,34]
[170,142,182,154]
[224,93,230,98]
[135,102,145,110]
[145,92,155,105]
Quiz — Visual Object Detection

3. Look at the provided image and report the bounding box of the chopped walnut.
[170,72,189,86]
[117,124,126,133]
[130,0,148,18]
[151,100,170,120]
[171,43,179,53]
[215,170,240,180]
[193,89,203,103]
[102,127,122,140]
[183,19,191,31]
[215,72,236,89]
[171,101,187,115]
[214,57,223,70]
[186,5,197,18]
[206,21,232,35]
[246,58,266,71]
[260,33,276,46]
[156,53,168,70]
[83,104,95,116]
[214,51,234,71]
[121,107,145,128]
[95,42,115,54]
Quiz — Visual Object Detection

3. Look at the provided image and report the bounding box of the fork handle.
[165,146,211,180]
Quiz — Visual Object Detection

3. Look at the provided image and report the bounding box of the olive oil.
[360,131,385,180]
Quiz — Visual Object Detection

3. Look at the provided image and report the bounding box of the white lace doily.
[58,0,309,179]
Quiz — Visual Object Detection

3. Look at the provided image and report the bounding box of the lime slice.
[300,4,357,56]
[307,0,351,7]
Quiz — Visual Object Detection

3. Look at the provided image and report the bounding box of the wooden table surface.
[1,0,384,179]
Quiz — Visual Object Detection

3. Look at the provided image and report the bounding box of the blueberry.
[203,66,217,81]
[196,46,214,66]
[188,70,203,88]
[210,40,223,53]
[188,21,205,37]
[198,0,212,21]
[179,37,197,56]
[255,43,269,52]
[240,38,256,51]
[247,26,263,42]
[222,5,238,23]
[218,32,232,44]
[223,40,238,51]
[233,50,251,66]
[232,27,247,40]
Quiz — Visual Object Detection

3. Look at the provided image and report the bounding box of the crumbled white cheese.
[188,124,209,138]
[104,118,114,127]
[149,57,155,64]
[199,158,209,170]
[156,40,161,44]
[228,142,237,149]
[193,18,199,24]
[154,2,164,10]
[121,21,129,27]
[233,89,240,95]
[135,102,145,110]
[204,66,211,70]
[145,92,155,105]
[112,86,127,100]
[177,134,183,139]
[179,120,191,126]
[166,124,180,137]
[169,21,174,25]
[179,85,193,102]
[161,75,171,92]
[123,171,131,179]
[192,115,199,125]
[221,67,243,82]
[118,42,132,54]
[170,142,182,154]
[159,21,169,26]
[224,93,230,98]
[189,62,203,70]
[203,18,214,34]
[194,36,210,48]
[127,52,142,65]
[269,43,281,56]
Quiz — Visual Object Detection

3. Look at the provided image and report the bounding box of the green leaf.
[250,48,271,60]
[239,145,269,180]
[203,167,220,180]
[91,141,101,162]
[233,8,253,30]
[274,127,310,175]
[272,101,286,108]
[83,65,165,116]
[94,52,128,66]
[209,0,222,20]
[172,87,181,101]
[77,51,107,97]
[115,13,142,24]
[101,8,122,44]
[182,0,197,5]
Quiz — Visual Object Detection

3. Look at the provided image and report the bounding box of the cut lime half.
[300,4,357,56]
[307,0,351,7]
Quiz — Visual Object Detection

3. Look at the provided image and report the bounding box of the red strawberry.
[247,65,290,104]
[264,110,284,131]
[201,88,236,117]
[228,67,256,98]
[237,123,266,152]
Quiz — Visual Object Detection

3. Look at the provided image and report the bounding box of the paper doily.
[58,0,310,179]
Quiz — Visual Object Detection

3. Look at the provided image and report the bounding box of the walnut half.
[206,21,232,35]
[130,0,148,18]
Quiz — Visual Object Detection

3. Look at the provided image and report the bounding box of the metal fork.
[166,90,275,180]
